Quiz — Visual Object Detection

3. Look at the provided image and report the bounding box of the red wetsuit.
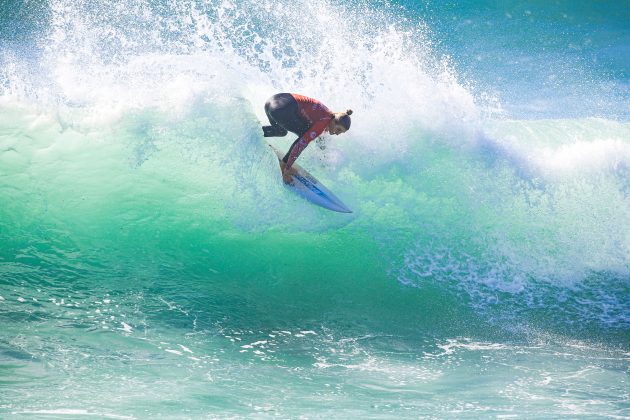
[284,94,333,169]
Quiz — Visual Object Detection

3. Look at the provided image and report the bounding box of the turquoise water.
[1,0,629,418]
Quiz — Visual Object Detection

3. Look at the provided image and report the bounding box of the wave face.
[1,0,629,417]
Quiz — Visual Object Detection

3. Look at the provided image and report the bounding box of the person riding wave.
[262,93,352,183]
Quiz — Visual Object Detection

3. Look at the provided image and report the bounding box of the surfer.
[262,93,352,183]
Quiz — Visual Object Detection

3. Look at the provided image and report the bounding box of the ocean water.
[1,0,629,418]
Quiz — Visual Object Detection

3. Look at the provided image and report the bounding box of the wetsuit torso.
[264,93,333,169]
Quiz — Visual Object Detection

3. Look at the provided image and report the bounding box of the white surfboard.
[270,145,352,213]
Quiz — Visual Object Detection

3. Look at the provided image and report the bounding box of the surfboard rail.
[269,145,352,213]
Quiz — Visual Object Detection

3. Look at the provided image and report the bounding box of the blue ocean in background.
[1,0,629,417]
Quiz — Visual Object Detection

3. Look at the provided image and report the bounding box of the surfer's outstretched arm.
[282,137,309,168]
[282,119,331,170]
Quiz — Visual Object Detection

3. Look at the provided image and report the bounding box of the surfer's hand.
[282,169,293,184]
[279,160,294,184]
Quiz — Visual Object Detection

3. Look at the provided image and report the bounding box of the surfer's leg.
[263,93,308,137]
[263,99,288,137]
